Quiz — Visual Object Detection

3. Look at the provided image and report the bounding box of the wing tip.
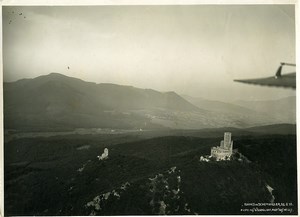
[233,79,296,89]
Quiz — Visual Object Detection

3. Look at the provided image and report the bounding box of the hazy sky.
[3,5,296,101]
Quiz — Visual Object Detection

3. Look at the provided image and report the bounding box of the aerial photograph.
[2,4,297,215]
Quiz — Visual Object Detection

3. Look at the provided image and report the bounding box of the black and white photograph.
[1,1,297,216]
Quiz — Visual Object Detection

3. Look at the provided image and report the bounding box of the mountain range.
[4,73,296,131]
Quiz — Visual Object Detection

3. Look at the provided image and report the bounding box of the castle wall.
[210,132,234,160]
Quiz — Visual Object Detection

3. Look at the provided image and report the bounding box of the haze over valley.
[4,73,296,133]
[3,4,297,216]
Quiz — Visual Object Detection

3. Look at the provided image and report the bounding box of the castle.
[211,132,233,160]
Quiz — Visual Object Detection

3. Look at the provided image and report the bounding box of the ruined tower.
[223,132,233,150]
[211,132,233,160]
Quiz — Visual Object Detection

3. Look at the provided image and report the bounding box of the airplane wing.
[234,72,296,89]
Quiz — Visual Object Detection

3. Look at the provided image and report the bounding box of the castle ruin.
[211,132,233,160]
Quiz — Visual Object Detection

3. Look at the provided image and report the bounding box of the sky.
[2,5,296,102]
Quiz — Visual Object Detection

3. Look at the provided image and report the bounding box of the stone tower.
[211,132,233,160]
[223,132,232,150]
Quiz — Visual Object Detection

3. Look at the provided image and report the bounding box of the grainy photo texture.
[2,4,297,215]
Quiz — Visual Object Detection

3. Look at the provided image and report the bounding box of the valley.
[3,4,296,216]
[4,73,296,132]
[3,73,297,215]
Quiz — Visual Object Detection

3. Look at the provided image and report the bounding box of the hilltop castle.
[211,132,233,160]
